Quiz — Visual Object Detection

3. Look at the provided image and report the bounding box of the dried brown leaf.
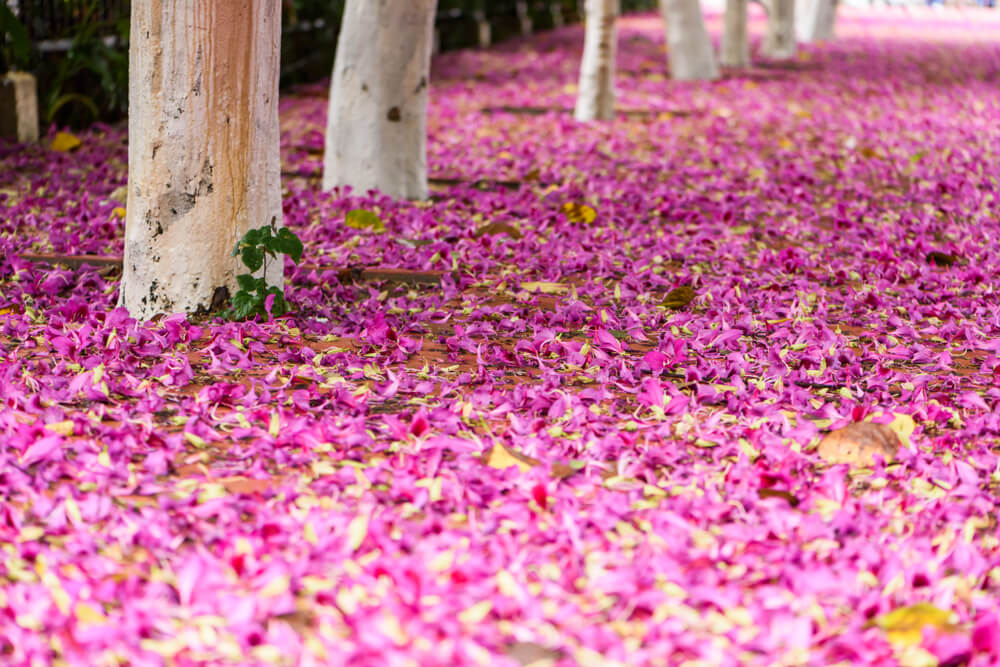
[817,421,900,466]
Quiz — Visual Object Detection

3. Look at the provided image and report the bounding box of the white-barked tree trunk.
[763,0,796,59]
[323,0,437,200]
[659,0,719,81]
[796,0,837,42]
[720,0,750,68]
[120,0,282,319]
[574,0,618,122]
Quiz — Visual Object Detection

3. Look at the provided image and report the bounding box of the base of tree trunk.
[0,72,40,144]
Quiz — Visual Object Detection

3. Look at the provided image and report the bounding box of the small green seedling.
[229,221,304,320]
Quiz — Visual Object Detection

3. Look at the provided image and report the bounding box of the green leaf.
[231,291,258,320]
[45,94,100,124]
[0,4,32,69]
[345,209,386,233]
[240,246,264,273]
[274,227,304,263]
[236,274,258,292]
[242,228,263,247]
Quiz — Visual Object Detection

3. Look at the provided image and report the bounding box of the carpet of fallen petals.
[1,6,999,666]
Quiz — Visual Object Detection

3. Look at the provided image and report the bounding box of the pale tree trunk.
[516,0,533,36]
[121,0,282,319]
[720,0,750,68]
[323,0,436,200]
[659,0,719,81]
[763,0,796,59]
[574,0,618,122]
[796,0,836,42]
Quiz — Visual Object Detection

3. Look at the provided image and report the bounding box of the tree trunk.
[574,0,618,121]
[797,0,836,42]
[516,0,533,36]
[659,0,719,81]
[763,0,796,59]
[323,0,437,200]
[720,0,750,68]
[120,0,282,319]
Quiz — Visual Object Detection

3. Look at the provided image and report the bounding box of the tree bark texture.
[323,0,437,200]
[121,0,282,319]
[574,0,619,121]
[720,0,750,68]
[763,0,797,59]
[659,0,720,81]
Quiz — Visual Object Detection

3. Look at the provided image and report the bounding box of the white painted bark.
[720,0,750,68]
[0,72,39,143]
[121,0,282,319]
[659,0,719,81]
[763,0,796,59]
[796,0,836,42]
[574,0,618,122]
[323,0,436,200]
[475,6,492,48]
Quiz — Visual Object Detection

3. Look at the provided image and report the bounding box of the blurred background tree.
[4,0,658,128]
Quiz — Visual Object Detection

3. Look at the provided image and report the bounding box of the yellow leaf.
[110,207,126,220]
[778,138,794,150]
[75,602,107,627]
[885,413,916,448]
[561,202,597,225]
[663,285,696,310]
[346,515,368,552]
[344,209,385,233]
[483,443,539,472]
[259,574,291,598]
[520,282,568,295]
[44,421,74,436]
[458,600,493,625]
[871,603,957,646]
[51,131,82,152]
[303,522,318,546]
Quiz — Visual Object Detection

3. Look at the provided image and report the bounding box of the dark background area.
[3,0,659,129]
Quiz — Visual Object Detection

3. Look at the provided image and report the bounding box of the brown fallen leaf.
[218,476,272,495]
[484,444,541,472]
[474,221,522,240]
[505,641,562,666]
[758,488,800,507]
[663,285,696,310]
[817,421,900,466]
[926,251,958,267]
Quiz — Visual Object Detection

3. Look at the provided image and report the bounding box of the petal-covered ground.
[2,6,1000,666]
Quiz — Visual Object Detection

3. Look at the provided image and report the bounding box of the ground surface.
[1,6,1000,666]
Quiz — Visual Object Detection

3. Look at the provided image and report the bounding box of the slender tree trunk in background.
[575,0,618,121]
[551,2,565,27]
[516,0,533,35]
[763,0,796,59]
[659,0,719,81]
[797,0,837,42]
[720,0,750,68]
[121,0,282,319]
[323,0,437,200]
[475,0,492,47]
